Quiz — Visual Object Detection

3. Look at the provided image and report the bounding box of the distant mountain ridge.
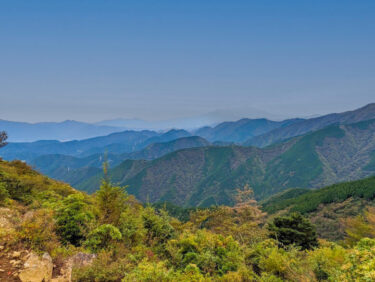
[194,118,303,143]
[0,119,126,142]
[245,103,375,147]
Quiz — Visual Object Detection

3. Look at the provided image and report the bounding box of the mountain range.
[0,119,126,142]
[70,118,375,207]
[1,103,375,207]
[245,103,375,147]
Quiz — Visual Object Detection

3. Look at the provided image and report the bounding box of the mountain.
[30,136,211,185]
[0,119,125,142]
[126,136,210,160]
[75,119,375,207]
[136,129,192,149]
[0,128,197,163]
[0,130,158,162]
[245,103,375,147]
[194,118,303,143]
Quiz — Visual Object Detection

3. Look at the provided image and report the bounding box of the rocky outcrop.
[19,252,53,282]
[0,207,17,233]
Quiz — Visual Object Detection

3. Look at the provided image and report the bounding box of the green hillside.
[262,176,375,215]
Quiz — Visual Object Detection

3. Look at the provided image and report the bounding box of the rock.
[10,259,21,266]
[52,252,96,282]
[71,252,96,267]
[12,251,21,258]
[0,208,15,232]
[19,252,53,282]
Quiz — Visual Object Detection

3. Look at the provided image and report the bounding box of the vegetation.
[262,176,375,215]
[268,212,318,250]
[2,158,375,281]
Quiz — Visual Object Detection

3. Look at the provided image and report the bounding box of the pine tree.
[268,212,318,250]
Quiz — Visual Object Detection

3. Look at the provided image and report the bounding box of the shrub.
[118,207,146,247]
[167,230,244,276]
[55,193,94,246]
[0,181,9,204]
[142,207,175,247]
[85,224,122,252]
[18,208,60,253]
[72,250,130,282]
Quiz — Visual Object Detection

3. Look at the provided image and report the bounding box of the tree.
[0,131,7,148]
[95,162,128,226]
[268,212,318,250]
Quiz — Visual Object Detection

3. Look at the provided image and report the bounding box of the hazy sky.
[1,0,374,123]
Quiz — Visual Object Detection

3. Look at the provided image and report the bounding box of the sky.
[1,0,375,123]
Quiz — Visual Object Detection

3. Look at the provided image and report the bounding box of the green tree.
[268,212,318,250]
[95,162,128,226]
[55,193,94,246]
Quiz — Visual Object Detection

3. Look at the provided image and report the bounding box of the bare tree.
[0,131,8,148]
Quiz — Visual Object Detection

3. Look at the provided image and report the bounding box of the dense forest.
[1,158,375,281]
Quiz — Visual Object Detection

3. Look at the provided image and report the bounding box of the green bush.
[85,224,122,252]
[167,230,244,276]
[0,181,9,204]
[55,193,94,246]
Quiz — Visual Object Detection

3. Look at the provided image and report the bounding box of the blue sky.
[1,0,374,122]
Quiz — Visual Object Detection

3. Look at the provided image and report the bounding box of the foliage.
[343,206,375,246]
[167,229,244,275]
[118,206,146,246]
[247,239,315,281]
[0,181,9,204]
[337,238,375,280]
[95,176,129,226]
[55,193,94,246]
[263,176,375,214]
[268,213,318,250]
[85,224,122,252]
[142,206,175,247]
[188,185,267,245]
[3,158,375,281]
[18,208,60,253]
[72,250,131,282]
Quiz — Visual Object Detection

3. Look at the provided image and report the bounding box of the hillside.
[194,118,303,143]
[245,103,375,147]
[261,176,375,240]
[2,156,374,281]
[77,119,375,207]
